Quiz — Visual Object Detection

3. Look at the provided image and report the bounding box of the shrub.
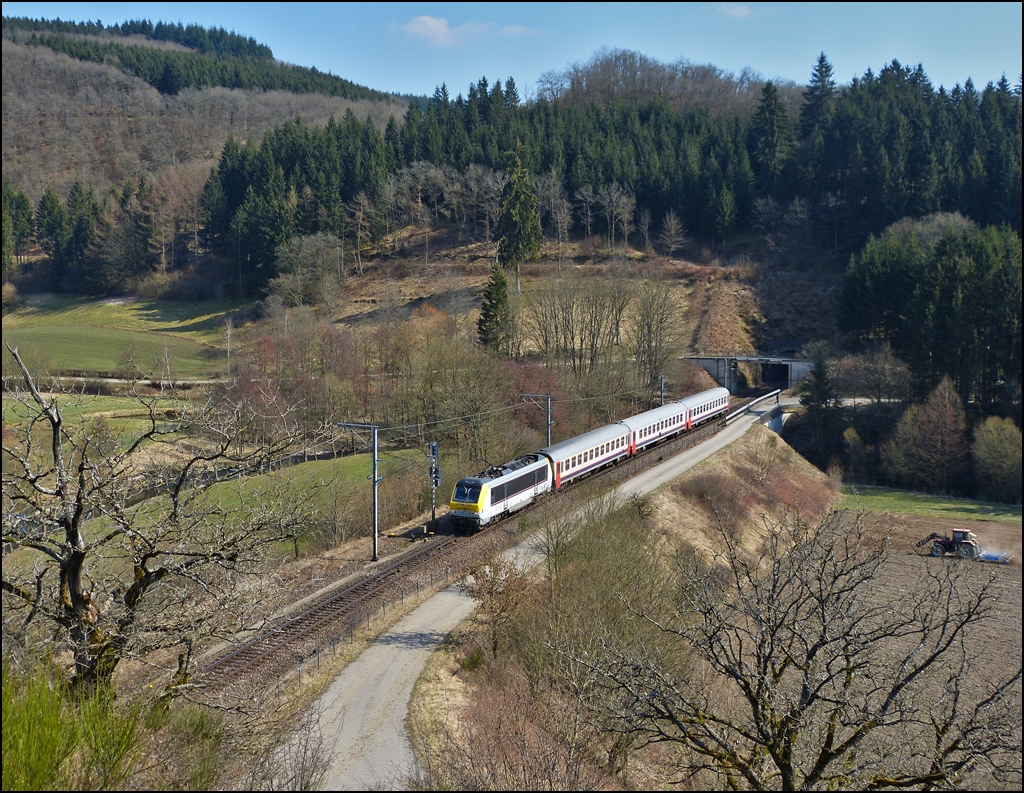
[2,662,76,791]
[1,281,20,308]
[972,416,1023,503]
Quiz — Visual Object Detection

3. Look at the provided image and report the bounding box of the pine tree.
[713,186,736,246]
[477,264,510,351]
[749,81,794,198]
[495,149,542,294]
[35,188,68,260]
[799,53,836,139]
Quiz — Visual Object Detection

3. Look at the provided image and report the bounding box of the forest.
[194,55,1021,273]
[2,16,395,101]
[2,36,1021,502]
[2,15,274,59]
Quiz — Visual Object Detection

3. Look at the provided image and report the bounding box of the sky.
[4,2,1022,98]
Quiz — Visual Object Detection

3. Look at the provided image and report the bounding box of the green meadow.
[839,485,1022,524]
[2,295,249,378]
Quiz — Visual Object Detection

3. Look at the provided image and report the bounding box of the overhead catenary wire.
[368,389,643,437]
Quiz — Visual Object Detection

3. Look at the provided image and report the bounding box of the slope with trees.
[3,16,397,101]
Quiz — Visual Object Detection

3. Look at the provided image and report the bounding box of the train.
[448,386,731,530]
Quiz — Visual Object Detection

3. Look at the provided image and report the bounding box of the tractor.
[917,528,981,559]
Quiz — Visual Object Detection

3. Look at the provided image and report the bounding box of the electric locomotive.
[448,454,551,531]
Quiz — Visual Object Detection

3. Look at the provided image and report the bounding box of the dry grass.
[651,424,839,558]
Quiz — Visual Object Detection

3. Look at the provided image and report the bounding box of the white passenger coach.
[448,386,732,530]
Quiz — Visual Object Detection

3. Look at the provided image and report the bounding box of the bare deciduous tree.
[2,345,312,691]
[617,193,636,249]
[658,208,687,258]
[269,233,344,315]
[748,425,783,492]
[560,508,1022,790]
[597,182,624,250]
[636,207,652,252]
[460,556,531,658]
[244,704,338,791]
[842,342,910,407]
[625,278,678,389]
[346,191,373,277]
[575,185,597,241]
[526,279,626,377]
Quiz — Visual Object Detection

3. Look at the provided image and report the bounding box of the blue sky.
[4,2,1021,97]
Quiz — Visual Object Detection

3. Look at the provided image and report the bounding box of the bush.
[2,662,76,791]
[972,416,1023,503]
[1,281,20,308]
[1,661,142,791]
[132,269,174,299]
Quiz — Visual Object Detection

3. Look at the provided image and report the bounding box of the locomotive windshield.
[453,481,482,503]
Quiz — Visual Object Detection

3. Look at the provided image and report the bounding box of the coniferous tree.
[713,186,736,246]
[797,53,836,203]
[35,188,67,260]
[495,150,542,294]
[749,81,794,198]
[477,265,510,351]
[799,53,836,139]
[1,204,12,281]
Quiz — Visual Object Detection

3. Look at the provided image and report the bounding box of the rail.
[194,416,730,691]
[198,535,459,687]
[725,389,782,424]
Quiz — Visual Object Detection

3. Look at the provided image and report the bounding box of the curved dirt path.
[316,403,779,789]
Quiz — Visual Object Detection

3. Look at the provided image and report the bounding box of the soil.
[651,430,1022,788]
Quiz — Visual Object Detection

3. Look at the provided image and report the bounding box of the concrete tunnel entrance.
[684,355,813,394]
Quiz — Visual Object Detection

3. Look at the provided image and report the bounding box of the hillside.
[1,38,406,200]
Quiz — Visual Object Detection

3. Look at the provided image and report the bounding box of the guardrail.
[725,389,782,425]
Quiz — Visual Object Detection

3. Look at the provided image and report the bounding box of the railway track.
[197,411,735,690]
[197,535,458,687]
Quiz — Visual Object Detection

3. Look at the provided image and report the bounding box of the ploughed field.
[860,510,1022,777]
[840,490,1022,724]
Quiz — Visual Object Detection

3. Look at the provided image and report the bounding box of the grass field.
[3,394,182,444]
[839,485,1022,524]
[2,294,249,377]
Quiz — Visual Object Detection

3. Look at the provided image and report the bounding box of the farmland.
[2,294,245,378]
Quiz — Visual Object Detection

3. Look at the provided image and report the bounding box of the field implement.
[916,529,1011,563]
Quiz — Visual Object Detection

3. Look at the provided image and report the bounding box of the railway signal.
[427,441,440,524]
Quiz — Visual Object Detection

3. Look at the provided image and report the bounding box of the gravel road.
[315,402,778,789]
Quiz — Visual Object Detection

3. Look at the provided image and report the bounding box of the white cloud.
[401,16,494,47]
[398,16,543,47]
[717,3,752,19]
